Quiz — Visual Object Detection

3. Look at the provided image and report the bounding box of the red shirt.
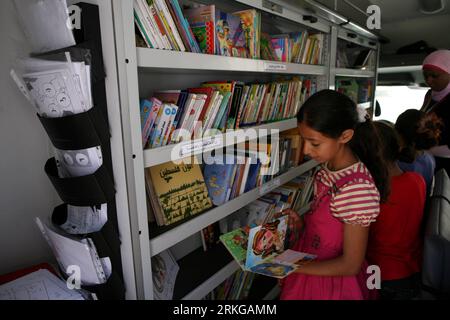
[367,172,426,281]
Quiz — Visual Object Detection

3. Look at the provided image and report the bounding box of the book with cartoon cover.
[220,214,316,278]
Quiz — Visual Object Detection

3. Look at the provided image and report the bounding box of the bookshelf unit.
[108,0,380,300]
[330,25,380,111]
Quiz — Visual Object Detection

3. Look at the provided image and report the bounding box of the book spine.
[148,0,172,49]
[135,0,158,48]
[166,0,192,51]
[134,10,153,48]
[153,0,179,50]
[140,0,165,49]
[152,104,173,147]
[159,0,186,51]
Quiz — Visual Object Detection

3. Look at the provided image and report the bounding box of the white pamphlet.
[54,146,103,178]
[0,269,85,301]
[60,204,108,235]
[13,0,76,54]
[36,218,109,286]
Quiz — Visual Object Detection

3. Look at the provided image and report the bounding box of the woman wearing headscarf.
[421,49,450,174]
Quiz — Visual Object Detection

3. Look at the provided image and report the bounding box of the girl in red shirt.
[368,122,426,300]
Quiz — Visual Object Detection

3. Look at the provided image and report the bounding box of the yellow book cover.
[147,158,213,226]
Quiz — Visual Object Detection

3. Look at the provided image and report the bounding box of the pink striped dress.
[280,162,380,300]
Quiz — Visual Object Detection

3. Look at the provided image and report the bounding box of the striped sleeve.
[330,182,380,227]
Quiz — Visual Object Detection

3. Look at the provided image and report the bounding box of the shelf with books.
[143,118,296,167]
[136,48,328,76]
[111,0,379,300]
[149,159,318,257]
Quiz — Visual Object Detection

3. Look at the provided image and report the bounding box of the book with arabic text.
[145,158,213,226]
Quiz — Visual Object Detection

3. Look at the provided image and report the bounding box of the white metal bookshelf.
[109,0,380,300]
[329,24,381,111]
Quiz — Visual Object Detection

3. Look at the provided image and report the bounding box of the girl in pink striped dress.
[280,90,390,300]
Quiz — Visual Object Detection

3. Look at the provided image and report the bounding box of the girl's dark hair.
[395,109,442,163]
[297,89,390,202]
[373,121,401,163]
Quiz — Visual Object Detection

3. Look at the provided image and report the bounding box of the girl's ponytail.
[349,119,390,202]
[396,109,442,163]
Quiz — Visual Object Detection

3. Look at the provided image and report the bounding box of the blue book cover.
[174,90,188,129]
[140,99,154,146]
[244,160,261,193]
[203,154,237,206]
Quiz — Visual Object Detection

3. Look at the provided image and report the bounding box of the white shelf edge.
[150,160,318,257]
[137,48,327,76]
[182,261,240,300]
[143,119,297,168]
[334,68,376,78]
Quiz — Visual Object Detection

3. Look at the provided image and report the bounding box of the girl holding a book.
[280,90,389,300]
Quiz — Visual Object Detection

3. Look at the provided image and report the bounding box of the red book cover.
[187,87,215,123]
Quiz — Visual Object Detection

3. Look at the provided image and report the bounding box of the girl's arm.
[294,223,369,276]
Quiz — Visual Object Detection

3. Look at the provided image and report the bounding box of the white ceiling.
[286,0,450,53]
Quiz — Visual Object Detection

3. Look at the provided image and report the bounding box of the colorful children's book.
[220,215,316,278]
[184,5,216,55]
[203,154,237,206]
[215,10,247,57]
[233,9,260,59]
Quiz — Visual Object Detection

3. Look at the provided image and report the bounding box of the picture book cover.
[147,158,213,226]
[215,10,247,57]
[233,9,260,59]
[219,228,249,268]
[151,249,179,300]
[220,215,317,278]
[203,154,237,206]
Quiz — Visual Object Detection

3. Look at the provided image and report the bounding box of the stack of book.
[336,78,374,106]
[261,32,324,65]
[133,0,201,52]
[134,1,324,66]
[139,77,317,149]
